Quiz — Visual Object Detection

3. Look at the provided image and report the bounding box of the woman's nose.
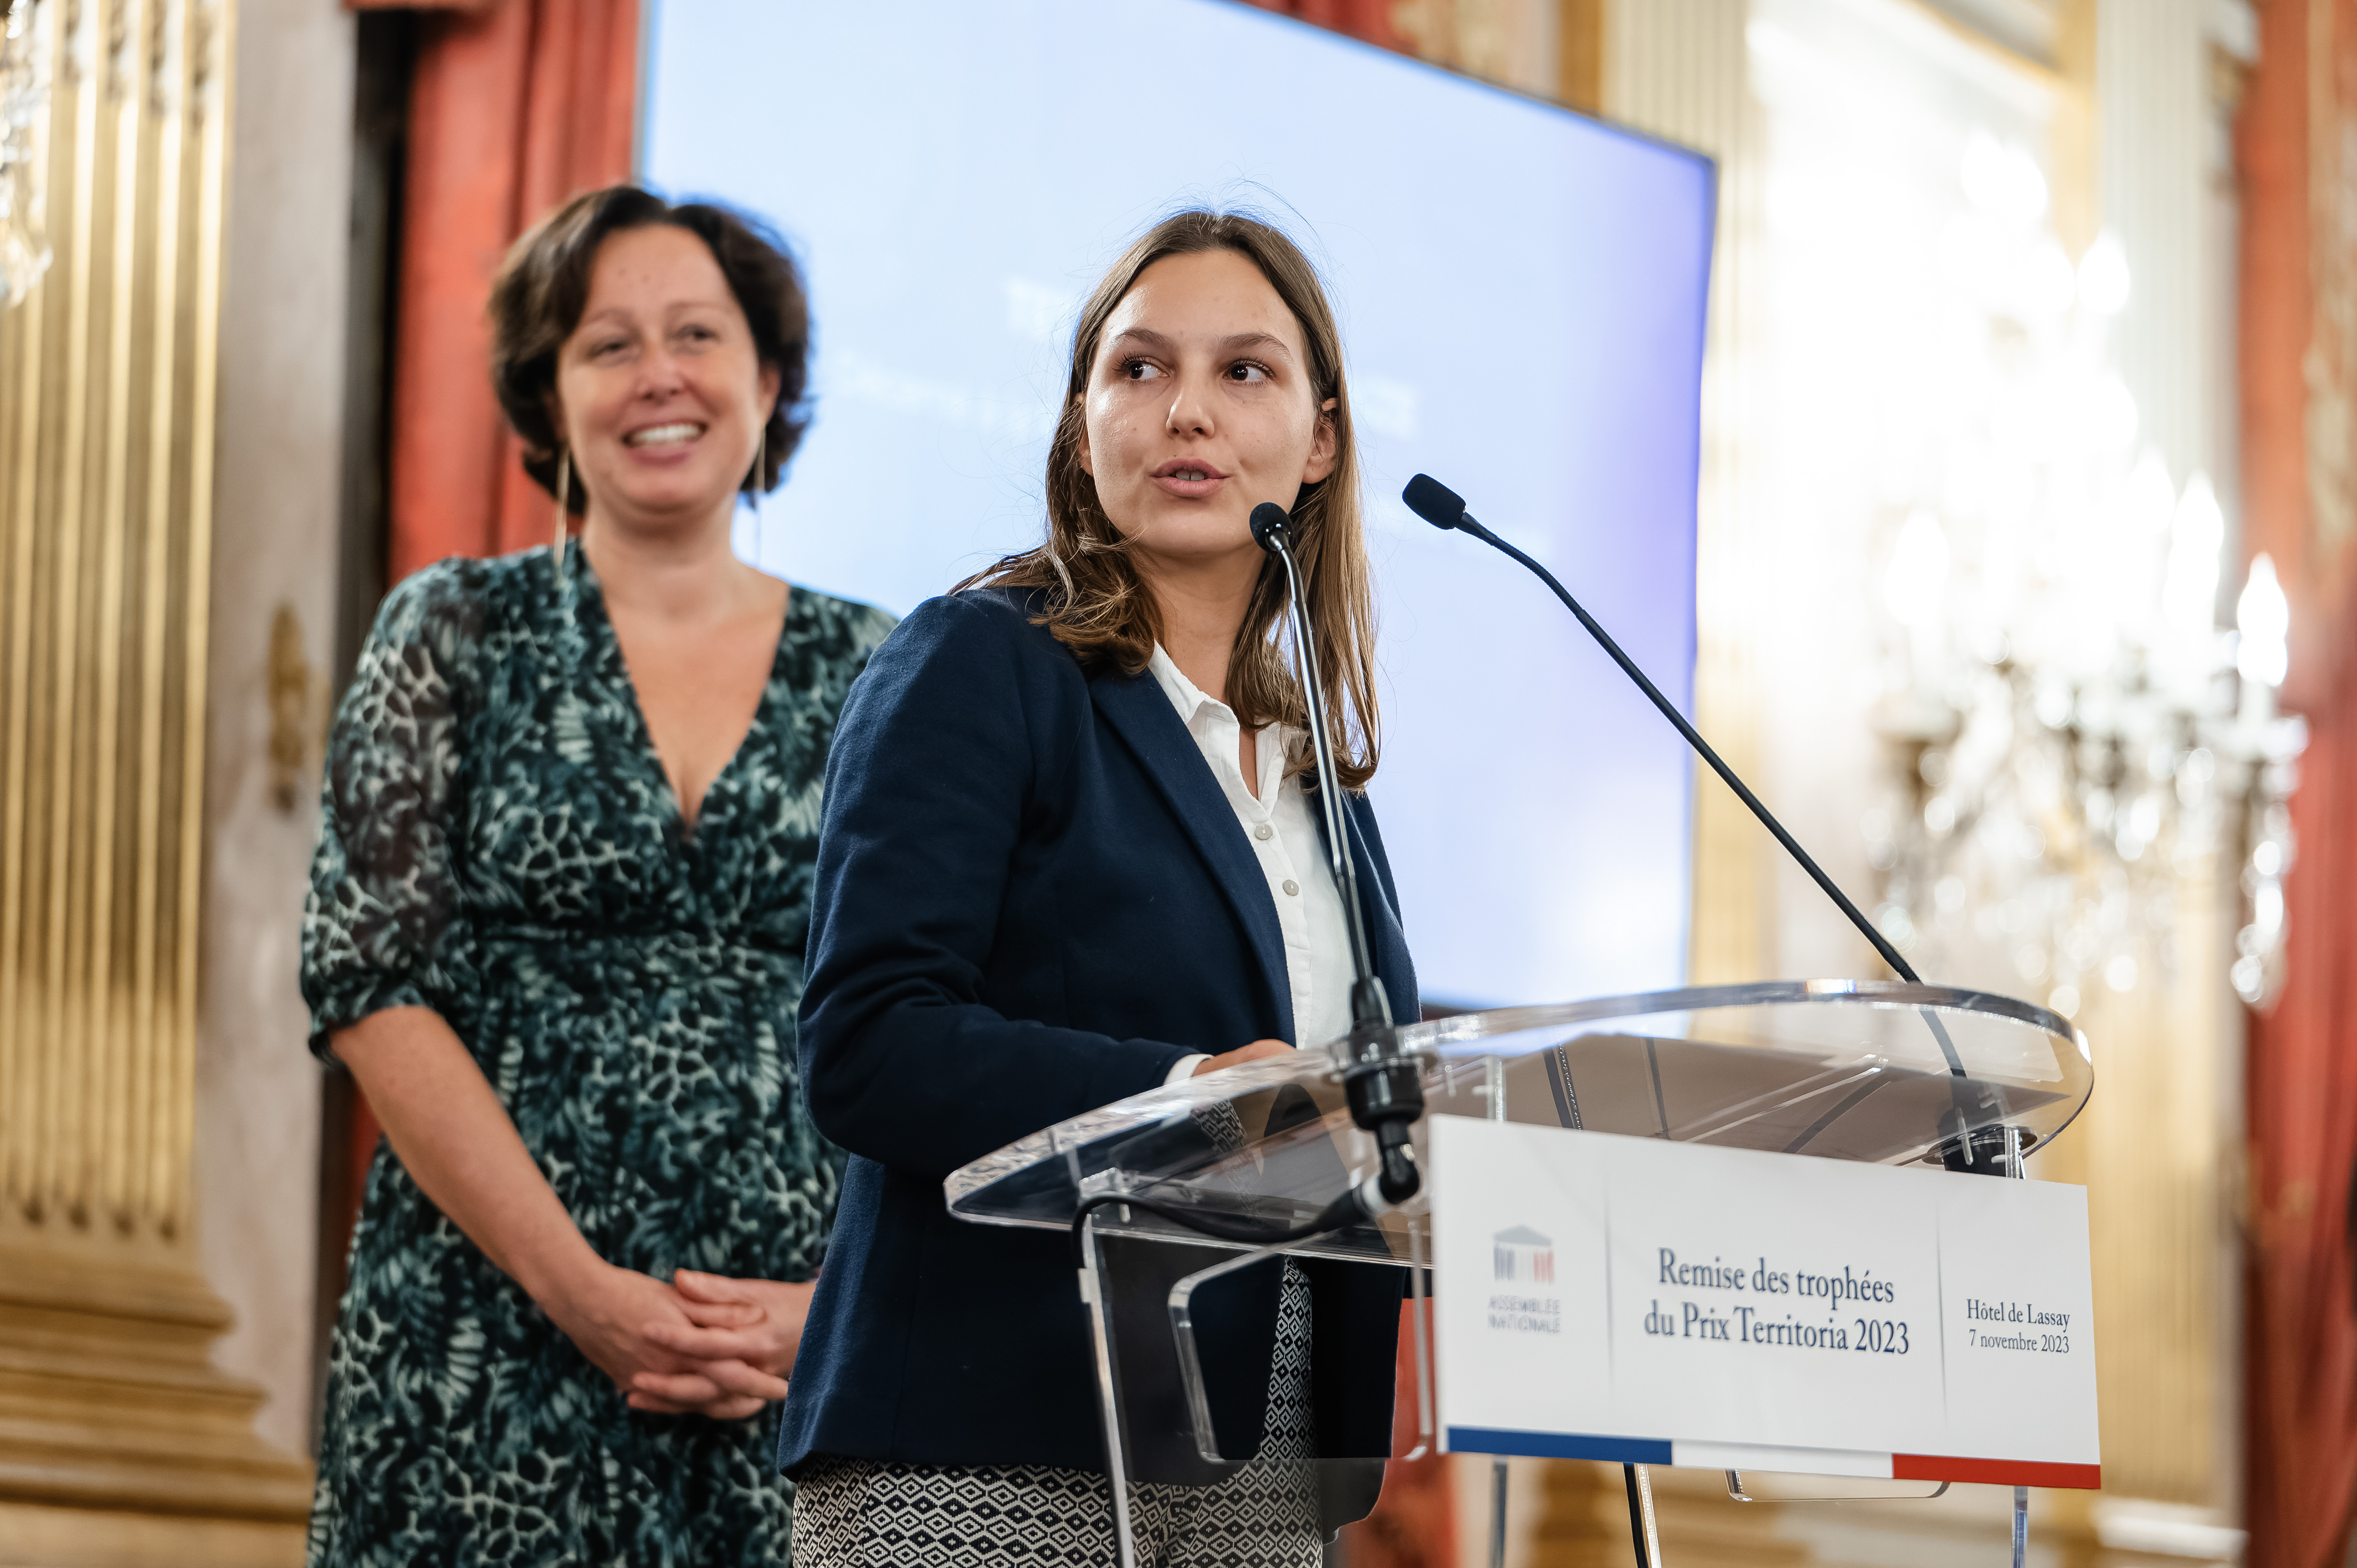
[635,347,687,399]
[1164,375,1215,435]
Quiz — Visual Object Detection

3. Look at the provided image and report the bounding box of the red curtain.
[1239,0,1406,50]
[380,0,641,584]
[2239,3,2357,1563]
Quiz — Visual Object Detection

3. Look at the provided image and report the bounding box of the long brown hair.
[960,210,1381,789]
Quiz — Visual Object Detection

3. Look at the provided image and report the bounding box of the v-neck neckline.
[566,540,797,848]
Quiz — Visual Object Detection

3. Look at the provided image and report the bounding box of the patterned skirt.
[793,1261,1323,1568]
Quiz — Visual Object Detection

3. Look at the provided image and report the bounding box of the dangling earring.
[748,424,768,568]
[553,445,571,588]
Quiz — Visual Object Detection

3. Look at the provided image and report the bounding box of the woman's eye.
[1122,358,1162,381]
[1228,362,1270,384]
[589,339,629,360]
[678,324,718,345]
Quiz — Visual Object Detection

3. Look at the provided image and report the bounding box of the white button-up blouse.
[1146,645,1353,1084]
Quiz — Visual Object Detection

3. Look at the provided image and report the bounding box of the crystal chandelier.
[1862,133,2306,1019]
[0,0,49,308]
[1866,543,2304,1015]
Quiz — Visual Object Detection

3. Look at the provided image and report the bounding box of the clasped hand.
[546,1039,1291,1417]
[546,1263,814,1421]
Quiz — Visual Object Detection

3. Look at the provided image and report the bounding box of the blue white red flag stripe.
[1443,1428,2101,1489]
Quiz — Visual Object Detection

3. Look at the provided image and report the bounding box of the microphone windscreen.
[1250,502,1291,553]
[1402,474,1466,530]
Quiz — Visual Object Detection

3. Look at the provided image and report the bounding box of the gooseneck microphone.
[1251,500,1424,1213]
[1066,500,1424,1269]
[1403,472,2000,1158]
[1401,473,1926,991]
[1405,475,2018,1184]
[1247,505,1389,1035]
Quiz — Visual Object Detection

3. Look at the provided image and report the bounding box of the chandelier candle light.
[0,0,48,307]
[1864,133,2304,1017]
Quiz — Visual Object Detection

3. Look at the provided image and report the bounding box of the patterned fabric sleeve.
[299,561,483,1061]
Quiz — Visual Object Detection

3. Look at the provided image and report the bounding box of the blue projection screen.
[643,0,1712,1008]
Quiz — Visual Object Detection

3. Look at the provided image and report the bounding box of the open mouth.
[1153,459,1228,481]
[624,422,705,449]
[1151,459,1228,494]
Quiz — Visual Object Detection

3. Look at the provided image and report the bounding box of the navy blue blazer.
[777,587,1419,1487]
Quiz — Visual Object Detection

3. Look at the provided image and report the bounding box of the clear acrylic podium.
[945,980,2094,1566]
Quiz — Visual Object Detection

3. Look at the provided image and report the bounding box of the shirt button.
[1282,879,1300,897]
[1255,823,1274,841]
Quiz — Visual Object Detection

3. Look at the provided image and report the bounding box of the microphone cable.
[1066,1173,1401,1269]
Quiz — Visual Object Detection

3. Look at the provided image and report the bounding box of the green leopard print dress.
[300,540,897,1568]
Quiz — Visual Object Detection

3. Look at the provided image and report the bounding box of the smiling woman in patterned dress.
[299,187,896,1567]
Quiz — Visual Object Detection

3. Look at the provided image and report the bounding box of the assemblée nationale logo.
[1489,1225,1562,1333]
[1493,1225,1555,1283]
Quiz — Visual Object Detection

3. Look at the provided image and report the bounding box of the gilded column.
[0,0,310,1561]
[2057,0,2251,1545]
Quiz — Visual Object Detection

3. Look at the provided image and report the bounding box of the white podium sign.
[1429,1116,2100,1487]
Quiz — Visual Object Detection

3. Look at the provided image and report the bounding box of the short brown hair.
[488,185,811,512]
[961,210,1381,789]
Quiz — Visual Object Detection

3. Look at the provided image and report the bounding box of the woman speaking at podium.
[780,211,1419,1566]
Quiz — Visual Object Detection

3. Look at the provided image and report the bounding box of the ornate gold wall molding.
[2035,863,2239,1512]
[2305,0,2357,554]
[0,0,307,1558]
[1601,0,1767,988]
[1558,0,1603,114]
